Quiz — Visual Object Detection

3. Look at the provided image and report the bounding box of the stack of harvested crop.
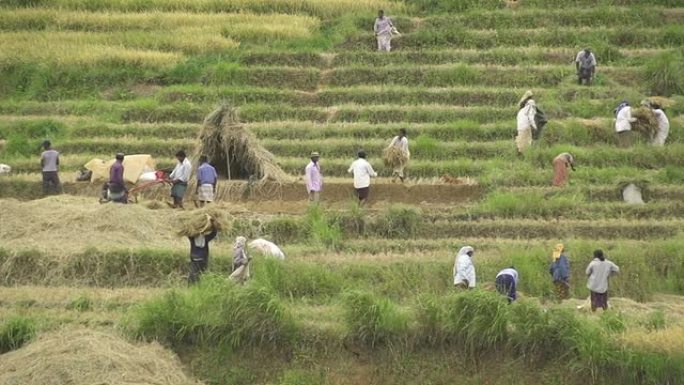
[176,206,231,237]
[383,146,408,169]
[631,107,658,140]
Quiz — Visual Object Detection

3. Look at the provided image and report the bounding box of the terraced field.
[0,1,683,384]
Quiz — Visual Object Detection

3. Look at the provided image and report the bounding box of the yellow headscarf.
[552,243,564,261]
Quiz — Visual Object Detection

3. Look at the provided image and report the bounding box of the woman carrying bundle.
[384,128,410,182]
[515,90,537,154]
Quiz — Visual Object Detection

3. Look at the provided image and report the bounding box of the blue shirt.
[197,162,218,185]
[550,254,570,282]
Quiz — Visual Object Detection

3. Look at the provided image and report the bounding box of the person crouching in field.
[516,90,537,154]
[187,220,218,285]
[168,150,192,209]
[453,246,476,290]
[348,150,377,206]
[575,48,596,86]
[374,10,394,52]
[196,155,218,207]
[495,266,519,303]
[305,151,323,203]
[586,249,620,312]
[549,243,571,301]
[230,236,252,284]
[552,152,575,187]
[386,128,410,183]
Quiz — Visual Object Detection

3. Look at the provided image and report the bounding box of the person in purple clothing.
[196,155,218,206]
[305,151,323,203]
[100,153,127,203]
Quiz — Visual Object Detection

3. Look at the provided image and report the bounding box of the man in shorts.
[347,150,377,206]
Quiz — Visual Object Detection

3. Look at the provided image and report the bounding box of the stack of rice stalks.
[631,107,658,140]
[176,206,231,237]
[383,146,408,169]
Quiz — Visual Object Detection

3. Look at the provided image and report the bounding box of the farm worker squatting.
[230,236,252,284]
[495,267,519,303]
[516,90,537,154]
[453,246,476,289]
[100,152,127,204]
[187,220,218,285]
[549,243,571,301]
[552,152,575,187]
[374,10,394,52]
[169,150,192,209]
[348,150,377,206]
[614,101,636,147]
[305,151,323,203]
[40,140,61,195]
[387,128,410,182]
[586,249,620,312]
[196,155,218,206]
[575,48,596,86]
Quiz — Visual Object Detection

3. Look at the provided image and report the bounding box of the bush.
[304,206,343,250]
[342,290,408,347]
[412,134,439,157]
[372,205,421,238]
[0,315,36,353]
[643,51,684,96]
[254,258,343,300]
[66,295,92,312]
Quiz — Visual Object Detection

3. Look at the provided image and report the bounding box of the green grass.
[0,315,36,353]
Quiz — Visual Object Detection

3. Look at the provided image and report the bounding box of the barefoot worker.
[516,90,537,154]
[549,243,571,301]
[495,266,519,303]
[453,246,476,290]
[348,150,377,206]
[552,152,575,187]
[305,151,323,203]
[187,220,218,285]
[374,10,395,52]
[196,155,218,207]
[586,249,620,312]
[168,150,192,209]
[386,128,410,182]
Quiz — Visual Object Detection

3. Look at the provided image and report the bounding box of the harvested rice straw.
[631,107,658,140]
[383,146,408,168]
[176,206,231,237]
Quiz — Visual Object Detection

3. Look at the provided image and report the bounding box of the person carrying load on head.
[575,48,596,86]
[305,151,323,203]
[168,150,192,209]
[453,246,476,290]
[549,243,571,302]
[100,153,128,204]
[230,236,252,284]
[196,155,218,207]
[386,128,410,183]
[374,10,396,52]
[187,219,218,285]
[552,152,575,187]
[515,90,537,154]
[495,266,519,303]
[614,100,636,147]
[40,140,61,195]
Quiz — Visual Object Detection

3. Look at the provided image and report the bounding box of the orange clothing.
[552,153,574,187]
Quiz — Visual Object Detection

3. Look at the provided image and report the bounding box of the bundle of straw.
[631,107,658,140]
[176,206,231,237]
[383,146,408,168]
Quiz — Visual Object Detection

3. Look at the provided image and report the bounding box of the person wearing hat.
[196,155,218,207]
[168,150,192,209]
[305,151,323,203]
[516,90,537,154]
[40,140,61,195]
[348,150,377,206]
[575,48,597,86]
[100,153,127,203]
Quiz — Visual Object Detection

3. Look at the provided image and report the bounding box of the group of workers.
[453,244,620,312]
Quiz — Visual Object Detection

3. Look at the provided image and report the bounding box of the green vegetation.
[0,315,36,353]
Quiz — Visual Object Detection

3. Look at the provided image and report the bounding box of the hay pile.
[196,104,291,183]
[631,107,658,140]
[176,206,231,237]
[383,146,408,169]
[0,329,201,385]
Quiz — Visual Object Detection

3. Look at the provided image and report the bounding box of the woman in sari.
[552,152,575,187]
[549,243,570,301]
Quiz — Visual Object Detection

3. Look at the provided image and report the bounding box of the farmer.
[230,236,252,284]
[100,153,127,204]
[373,10,394,52]
[495,266,519,303]
[516,90,537,154]
[40,140,61,195]
[649,102,670,146]
[348,150,378,206]
[552,152,575,187]
[305,151,323,203]
[549,243,571,301]
[387,128,410,182]
[575,48,597,86]
[196,155,218,207]
[586,249,620,312]
[168,150,192,209]
[187,220,218,285]
[614,100,636,147]
[453,246,476,290]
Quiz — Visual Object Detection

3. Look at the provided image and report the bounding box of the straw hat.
[310,151,320,157]
[518,90,534,106]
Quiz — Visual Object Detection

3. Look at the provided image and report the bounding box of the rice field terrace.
[1,0,684,384]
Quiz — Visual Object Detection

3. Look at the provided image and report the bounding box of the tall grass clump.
[412,134,439,157]
[342,290,408,347]
[0,315,36,353]
[128,275,295,349]
[253,258,343,300]
[304,205,343,250]
[372,205,421,238]
[644,51,684,96]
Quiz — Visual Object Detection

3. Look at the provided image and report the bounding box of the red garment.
[552,154,572,187]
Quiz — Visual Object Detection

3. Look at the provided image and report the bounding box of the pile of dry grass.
[196,105,291,183]
[0,329,200,385]
[383,146,408,169]
[631,107,658,140]
[176,205,231,237]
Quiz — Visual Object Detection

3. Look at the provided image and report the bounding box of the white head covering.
[194,234,206,248]
[457,246,474,257]
[234,236,247,249]
[518,90,534,107]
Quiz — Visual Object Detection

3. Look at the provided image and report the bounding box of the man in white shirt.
[575,48,597,86]
[168,150,192,208]
[614,101,636,147]
[347,150,377,205]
